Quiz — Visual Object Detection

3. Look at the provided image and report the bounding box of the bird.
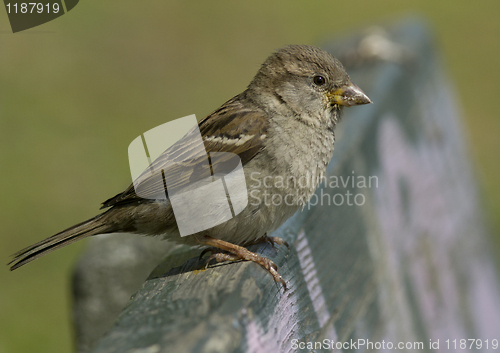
[9,45,371,289]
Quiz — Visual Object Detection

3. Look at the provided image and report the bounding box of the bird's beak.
[328,83,372,107]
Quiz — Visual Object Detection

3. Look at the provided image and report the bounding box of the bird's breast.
[255,117,335,207]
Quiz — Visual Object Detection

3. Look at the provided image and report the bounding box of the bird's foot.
[199,236,286,290]
[204,252,241,269]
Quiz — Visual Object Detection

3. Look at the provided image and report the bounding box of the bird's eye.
[313,75,326,86]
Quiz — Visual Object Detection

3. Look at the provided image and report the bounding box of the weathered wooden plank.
[72,19,500,353]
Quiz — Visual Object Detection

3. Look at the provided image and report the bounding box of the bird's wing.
[101,96,268,208]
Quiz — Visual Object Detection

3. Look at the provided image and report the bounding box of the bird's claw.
[199,236,287,291]
[199,247,218,260]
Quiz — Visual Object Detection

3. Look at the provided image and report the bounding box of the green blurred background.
[1,1,499,352]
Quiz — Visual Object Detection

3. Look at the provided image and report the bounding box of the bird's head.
[248,45,371,128]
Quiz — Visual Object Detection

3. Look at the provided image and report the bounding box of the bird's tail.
[9,212,113,271]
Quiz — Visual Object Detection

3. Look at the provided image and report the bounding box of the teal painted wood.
[85,19,500,353]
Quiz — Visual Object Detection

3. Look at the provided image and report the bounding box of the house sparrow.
[9,45,371,289]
